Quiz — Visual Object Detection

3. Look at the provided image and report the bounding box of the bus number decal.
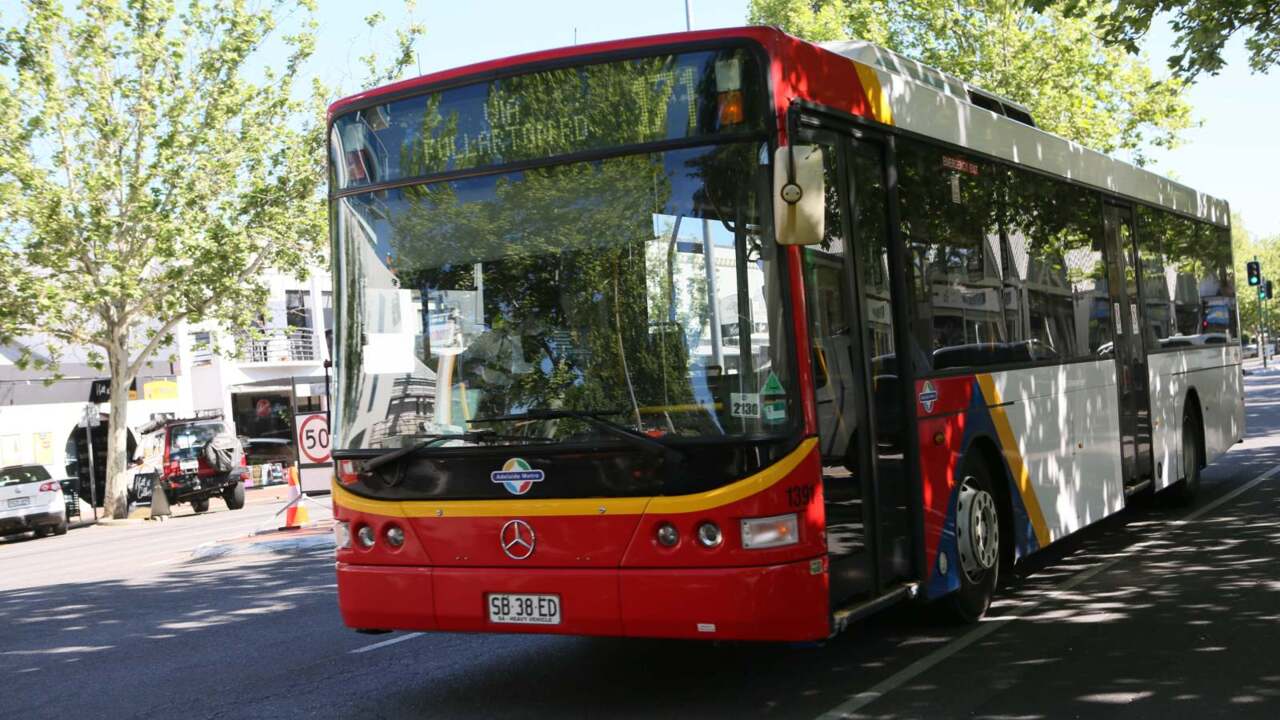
[786,485,813,508]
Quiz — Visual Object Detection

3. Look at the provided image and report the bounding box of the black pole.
[83,410,98,522]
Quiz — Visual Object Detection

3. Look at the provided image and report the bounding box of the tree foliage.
[1033,0,1280,78]
[749,0,1195,162]
[0,0,420,518]
[1230,215,1280,337]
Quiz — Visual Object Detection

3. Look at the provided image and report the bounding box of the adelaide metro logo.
[491,458,545,496]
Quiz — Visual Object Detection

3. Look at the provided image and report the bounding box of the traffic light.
[1268,280,1274,300]
[1248,261,1262,286]
[1261,284,1268,300]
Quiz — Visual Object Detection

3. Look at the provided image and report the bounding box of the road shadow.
[0,551,339,718]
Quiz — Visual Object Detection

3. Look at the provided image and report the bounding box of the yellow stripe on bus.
[331,438,818,519]
[853,61,893,126]
[975,375,1052,548]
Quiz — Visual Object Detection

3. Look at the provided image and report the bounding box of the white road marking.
[816,462,1280,720]
[350,632,424,654]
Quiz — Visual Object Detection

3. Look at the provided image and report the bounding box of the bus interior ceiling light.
[740,514,798,549]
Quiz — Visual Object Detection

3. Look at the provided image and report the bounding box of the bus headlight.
[334,521,351,550]
[356,525,376,549]
[740,513,799,549]
[655,522,679,547]
[696,522,723,548]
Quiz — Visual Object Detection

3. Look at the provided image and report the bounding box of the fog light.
[656,522,679,547]
[334,521,351,550]
[357,525,376,548]
[696,521,722,548]
[385,525,405,547]
[740,513,799,549]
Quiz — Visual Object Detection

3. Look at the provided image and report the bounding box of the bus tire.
[944,458,1002,623]
[1168,402,1203,505]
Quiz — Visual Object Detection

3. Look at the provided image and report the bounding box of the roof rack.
[137,410,224,435]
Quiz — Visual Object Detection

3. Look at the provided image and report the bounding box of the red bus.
[327,27,1243,641]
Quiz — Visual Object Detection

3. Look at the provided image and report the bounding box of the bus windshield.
[332,141,798,451]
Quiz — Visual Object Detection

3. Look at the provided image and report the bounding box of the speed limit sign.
[296,413,331,465]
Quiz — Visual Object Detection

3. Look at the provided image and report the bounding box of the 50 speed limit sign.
[296,413,331,465]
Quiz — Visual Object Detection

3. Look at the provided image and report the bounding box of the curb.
[190,532,334,561]
[93,517,150,527]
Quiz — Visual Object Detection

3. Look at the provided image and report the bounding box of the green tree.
[1231,215,1280,338]
[1033,0,1280,78]
[0,1,420,518]
[749,0,1195,161]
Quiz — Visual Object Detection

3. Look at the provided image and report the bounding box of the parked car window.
[0,465,51,486]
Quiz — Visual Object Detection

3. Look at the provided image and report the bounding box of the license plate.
[180,460,199,472]
[486,593,561,625]
[8,497,31,509]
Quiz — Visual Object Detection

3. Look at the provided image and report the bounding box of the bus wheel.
[946,460,1001,623]
[1168,404,1203,505]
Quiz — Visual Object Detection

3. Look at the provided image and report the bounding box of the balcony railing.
[242,327,318,363]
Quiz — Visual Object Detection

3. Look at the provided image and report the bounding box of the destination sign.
[332,49,763,188]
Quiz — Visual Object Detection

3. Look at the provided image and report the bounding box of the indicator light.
[740,513,799,549]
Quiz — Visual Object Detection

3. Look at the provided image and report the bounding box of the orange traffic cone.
[280,465,310,529]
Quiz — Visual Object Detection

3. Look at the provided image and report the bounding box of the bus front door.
[803,128,913,605]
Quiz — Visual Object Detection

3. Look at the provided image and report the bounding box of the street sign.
[89,378,137,404]
[295,411,333,494]
[296,413,331,465]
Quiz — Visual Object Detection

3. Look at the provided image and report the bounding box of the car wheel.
[223,482,245,510]
[54,521,68,536]
[33,526,50,538]
[191,498,210,514]
[943,459,1003,623]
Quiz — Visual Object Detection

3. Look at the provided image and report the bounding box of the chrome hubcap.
[956,478,999,579]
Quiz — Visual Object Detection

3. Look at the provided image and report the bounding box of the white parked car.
[0,464,69,538]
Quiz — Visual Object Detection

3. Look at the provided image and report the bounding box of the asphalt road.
[4,365,1280,719]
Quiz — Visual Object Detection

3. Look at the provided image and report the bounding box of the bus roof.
[330,26,1229,228]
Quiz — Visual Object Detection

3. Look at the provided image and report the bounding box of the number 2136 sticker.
[730,392,761,418]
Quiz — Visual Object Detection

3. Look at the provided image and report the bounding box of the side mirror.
[773,145,825,246]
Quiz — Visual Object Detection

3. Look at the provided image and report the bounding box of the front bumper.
[336,556,830,642]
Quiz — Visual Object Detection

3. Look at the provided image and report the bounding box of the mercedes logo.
[500,519,536,560]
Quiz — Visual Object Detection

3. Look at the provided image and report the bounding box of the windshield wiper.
[361,430,551,472]
[469,409,686,466]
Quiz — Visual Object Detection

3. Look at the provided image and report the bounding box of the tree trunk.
[103,348,133,519]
